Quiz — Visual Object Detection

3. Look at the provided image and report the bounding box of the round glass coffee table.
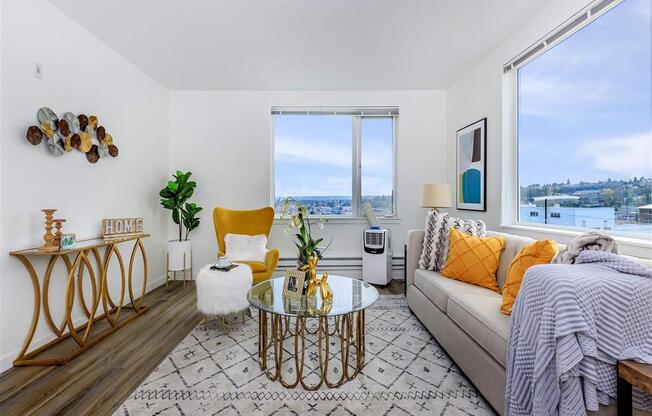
[247,275,379,390]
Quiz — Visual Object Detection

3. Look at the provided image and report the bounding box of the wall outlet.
[34,62,43,79]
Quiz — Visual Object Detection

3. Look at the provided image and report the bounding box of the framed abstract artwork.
[456,118,487,211]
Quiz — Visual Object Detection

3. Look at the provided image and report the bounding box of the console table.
[9,234,149,366]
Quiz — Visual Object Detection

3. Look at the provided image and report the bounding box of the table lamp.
[421,184,451,213]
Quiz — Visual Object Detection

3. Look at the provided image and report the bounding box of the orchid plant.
[280,197,330,268]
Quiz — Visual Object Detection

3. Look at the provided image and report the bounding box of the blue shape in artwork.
[462,169,481,203]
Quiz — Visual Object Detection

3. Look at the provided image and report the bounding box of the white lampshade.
[421,184,451,208]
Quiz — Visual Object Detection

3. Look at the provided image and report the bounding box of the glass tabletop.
[247,275,379,317]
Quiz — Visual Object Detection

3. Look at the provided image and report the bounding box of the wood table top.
[619,360,652,395]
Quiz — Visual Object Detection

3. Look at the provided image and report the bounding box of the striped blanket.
[505,251,652,416]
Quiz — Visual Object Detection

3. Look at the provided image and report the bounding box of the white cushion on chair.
[224,233,267,262]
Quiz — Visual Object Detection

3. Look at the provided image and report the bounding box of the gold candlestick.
[53,219,66,249]
[41,209,58,252]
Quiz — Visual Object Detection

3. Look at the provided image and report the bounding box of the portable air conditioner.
[362,228,392,285]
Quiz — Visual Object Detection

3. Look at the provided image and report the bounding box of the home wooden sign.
[102,217,144,239]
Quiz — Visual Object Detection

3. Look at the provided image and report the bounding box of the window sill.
[500,224,652,252]
[274,216,401,225]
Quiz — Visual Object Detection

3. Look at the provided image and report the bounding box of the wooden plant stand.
[9,234,150,366]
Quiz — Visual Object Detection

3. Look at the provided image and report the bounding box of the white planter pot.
[168,240,192,271]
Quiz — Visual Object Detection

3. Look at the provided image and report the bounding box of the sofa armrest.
[406,229,425,289]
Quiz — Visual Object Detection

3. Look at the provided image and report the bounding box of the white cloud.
[275,135,351,169]
[519,72,611,118]
[580,132,652,178]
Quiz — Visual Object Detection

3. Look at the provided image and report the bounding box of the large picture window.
[516,0,651,237]
[272,108,397,217]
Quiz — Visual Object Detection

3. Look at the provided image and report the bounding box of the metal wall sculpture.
[25,107,119,164]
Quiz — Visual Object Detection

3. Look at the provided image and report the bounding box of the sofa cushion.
[447,293,509,367]
[441,230,505,292]
[487,231,536,291]
[501,239,558,315]
[414,268,498,313]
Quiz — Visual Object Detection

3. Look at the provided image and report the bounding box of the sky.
[274,0,651,197]
[274,115,393,197]
[518,0,652,186]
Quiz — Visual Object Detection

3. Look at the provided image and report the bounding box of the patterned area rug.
[116,295,496,415]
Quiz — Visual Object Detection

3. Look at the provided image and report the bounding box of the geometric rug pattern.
[115,295,496,415]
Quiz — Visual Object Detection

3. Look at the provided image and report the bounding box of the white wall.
[0,0,170,372]
[169,90,447,276]
[445,0,652,258]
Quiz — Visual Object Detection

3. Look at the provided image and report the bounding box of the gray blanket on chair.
[505,251,652,416]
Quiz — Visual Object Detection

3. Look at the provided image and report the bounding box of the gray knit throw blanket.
[418,211,486,271]
[506,251,652,416]
[555,231,619,264]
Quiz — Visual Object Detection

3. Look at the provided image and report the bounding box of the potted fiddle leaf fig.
[160,170,203,271]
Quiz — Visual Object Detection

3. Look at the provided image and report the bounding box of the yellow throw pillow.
[441,229,505,293]
[500,240,558,315]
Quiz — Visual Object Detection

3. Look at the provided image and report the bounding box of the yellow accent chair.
[213,207,280,285]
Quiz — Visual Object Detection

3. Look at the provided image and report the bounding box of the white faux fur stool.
[196,263,253,318]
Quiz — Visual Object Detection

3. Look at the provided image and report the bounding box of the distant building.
[521,206,615,230]
[522,195,614,229]
[638,204,652,224]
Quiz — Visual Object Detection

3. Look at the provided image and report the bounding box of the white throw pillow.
[224,233,267,262]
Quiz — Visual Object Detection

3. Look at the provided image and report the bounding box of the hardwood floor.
[0,278,405,416]
[373,278,404,295]
[0,282,202,416]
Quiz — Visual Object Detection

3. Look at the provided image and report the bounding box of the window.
[529,211,539,217]
[272,107,397,217]
[513,0,651,238]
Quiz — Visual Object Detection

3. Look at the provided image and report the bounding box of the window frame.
[502,0,652,241]
[270,107,399,219]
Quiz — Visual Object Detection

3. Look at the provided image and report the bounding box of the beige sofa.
[405,229,652,415]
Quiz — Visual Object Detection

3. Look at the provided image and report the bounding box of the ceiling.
[49,0,549,90]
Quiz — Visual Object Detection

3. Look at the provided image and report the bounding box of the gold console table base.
[9,234,150,366]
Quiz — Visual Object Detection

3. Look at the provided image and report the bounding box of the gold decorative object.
[305,278,319,297]
[52,218,66,247]
[319,272,333,301]
[305,271,333,301]
[63,136,73,152]
[79,132,92,153]
[9,234,150,366]
[257,309,365,389]
[40,209,59,252]
[300,254,319,281]
[40,122,54,139]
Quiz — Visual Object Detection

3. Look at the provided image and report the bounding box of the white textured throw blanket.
[418,211,486,271]
[506,251,652,416]
[555,231,618,264]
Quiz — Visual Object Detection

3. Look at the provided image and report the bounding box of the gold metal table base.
[257,309,366,389]
[9,235,149,366]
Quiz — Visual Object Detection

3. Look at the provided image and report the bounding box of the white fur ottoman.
[196,263,253,316]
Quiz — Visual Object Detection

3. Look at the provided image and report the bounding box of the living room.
[0,0,650,415]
